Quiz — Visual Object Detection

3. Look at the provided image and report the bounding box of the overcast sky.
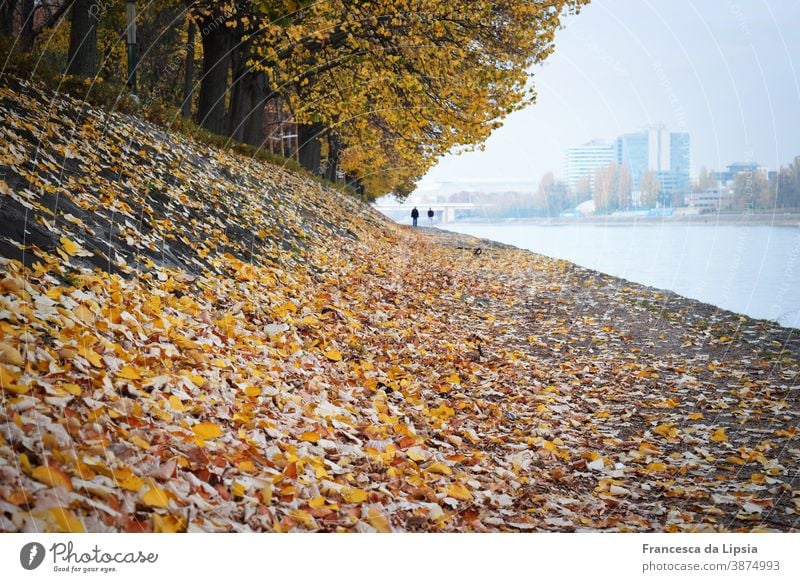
[416,0,800,195]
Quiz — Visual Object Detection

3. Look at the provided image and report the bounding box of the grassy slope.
[1,79,799,532]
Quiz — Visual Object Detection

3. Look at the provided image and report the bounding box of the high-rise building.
[615,125,690,202]
[615,132,649,190]
[565,140,615,191]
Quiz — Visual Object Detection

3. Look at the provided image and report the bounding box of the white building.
[565,140,615,191]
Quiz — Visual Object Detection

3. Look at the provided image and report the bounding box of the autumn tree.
[574,175,591,204]
[182,0,589,196]
[733,170,769,210]
[776,156,800,209]
[592,162,617,213]
[616,162,632,210]
[695,165,716,191]
[640,170,660,208]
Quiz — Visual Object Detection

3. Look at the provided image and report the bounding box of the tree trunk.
[298,123,323,174]
[181,21,195,118]
[324,134,341,182]
[19,0,34,52]
[227,40,268,148]
[67,0,99,77]
[0,0,18,39]
[195,16,230,135]
[241,72,267,147]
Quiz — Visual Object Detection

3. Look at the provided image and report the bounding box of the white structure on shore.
[565,140,615,191]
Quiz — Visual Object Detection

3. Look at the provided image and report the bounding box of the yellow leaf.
[367,508,392,532]
[117,474,144,492]
[168,395,185,411]
[287,509,313,527]
[710,427,728,442]
[32,465,73,490]
[427,462,452,475]
[237,460,255,473]
[342,488,368,503]
[34,508,84,532]
[645,462,667,473]
[232,482,246,498]
[117,365,141,380]
[60,236,80,256]
[131,436,150,450]
[300,431,321,443]
[142,486,170,508]
[406,447,428,462]
[152,514,185,533]
[446,482,473,501]
[245,386,261,397]
[193,422,223,439]
[324,349,343,362]
[261,484,273,505]
[653,423,680,439]
[0,364,28,394]
[0,342,23,366]
[78,346,103,368]
[688,412,704,420]
[445,373,461,385]
[308,496,326,509]
[61,382,82,396]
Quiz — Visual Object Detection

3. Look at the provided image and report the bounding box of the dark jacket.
[411,208,419,218]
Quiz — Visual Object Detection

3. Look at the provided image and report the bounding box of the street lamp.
[125,1,137,93]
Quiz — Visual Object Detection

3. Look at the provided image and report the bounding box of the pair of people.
[411,207,435,227]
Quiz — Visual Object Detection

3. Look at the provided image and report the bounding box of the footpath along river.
[441,222,800,329]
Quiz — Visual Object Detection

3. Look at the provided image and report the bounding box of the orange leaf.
[32,465,73,491]
[710,427,728,442]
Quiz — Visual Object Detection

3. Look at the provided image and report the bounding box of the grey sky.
[416,0,800,196]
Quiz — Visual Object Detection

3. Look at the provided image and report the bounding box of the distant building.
[565,140,615,191]
[615,125,690,202]
[713,162,774,185]
[615,132,649,190]
[685,189,734,212]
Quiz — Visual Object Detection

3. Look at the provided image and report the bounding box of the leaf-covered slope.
[1,79,799,533]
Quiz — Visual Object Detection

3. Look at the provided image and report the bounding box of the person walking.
[411,206,419,227]
[427,208,434,225]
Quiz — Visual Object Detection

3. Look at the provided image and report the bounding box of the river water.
[441,222,800,329]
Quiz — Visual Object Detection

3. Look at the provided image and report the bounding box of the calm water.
[442,222,800,328]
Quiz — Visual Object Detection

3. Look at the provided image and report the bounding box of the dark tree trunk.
[227,40,268,148]
[241,73,267,147]
[298,123,324,174]
[19,0,34,52]
[324,134,341,182]
[195,16,230,135]
[181,21,195,118]
[66,0,99,77]
[0,0,18,38]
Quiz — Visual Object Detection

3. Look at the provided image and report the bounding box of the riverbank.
[1,80,798,532]
[454,212,800,227]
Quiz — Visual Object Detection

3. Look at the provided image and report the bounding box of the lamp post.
[125,0,137,93]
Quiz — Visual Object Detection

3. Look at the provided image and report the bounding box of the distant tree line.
[0,0,589,200]
[696,159,800,210]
